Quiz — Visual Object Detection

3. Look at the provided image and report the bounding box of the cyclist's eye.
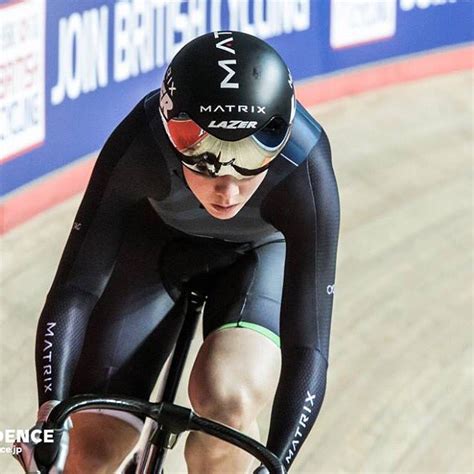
[195,162,209,173]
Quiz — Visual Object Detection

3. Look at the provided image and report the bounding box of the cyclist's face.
[182,165,267,220]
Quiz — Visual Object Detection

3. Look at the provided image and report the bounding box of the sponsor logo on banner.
[330,0,397,49]
[0,0,46,162]
[400,0,457,10]
[51,6,109,105]
[50,0,311,104]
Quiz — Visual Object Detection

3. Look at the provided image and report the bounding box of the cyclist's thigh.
[203,240,285,347]
[190,241,284,415]
[70,202,186,410]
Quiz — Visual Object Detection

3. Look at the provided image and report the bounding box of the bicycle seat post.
[137,286,206,474]
[161,288,206,403]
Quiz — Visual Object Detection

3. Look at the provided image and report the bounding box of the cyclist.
[16,31,340,473]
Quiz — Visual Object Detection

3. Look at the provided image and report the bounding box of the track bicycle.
[33,286,286,474]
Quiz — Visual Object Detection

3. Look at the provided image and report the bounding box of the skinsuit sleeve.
[35,99,153,405]
[261,129,340,470]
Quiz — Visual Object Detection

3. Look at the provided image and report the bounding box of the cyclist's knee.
[189,381,253,430]
[188,330,280,429]
[65,412,140,473]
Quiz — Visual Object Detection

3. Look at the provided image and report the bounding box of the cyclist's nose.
[213,176,240,200]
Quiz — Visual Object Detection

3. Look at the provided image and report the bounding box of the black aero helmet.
[159,31,296,179]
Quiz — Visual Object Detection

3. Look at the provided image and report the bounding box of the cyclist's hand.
[12,400,73,473]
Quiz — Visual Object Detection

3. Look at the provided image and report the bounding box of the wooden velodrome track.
[1,69,472,473]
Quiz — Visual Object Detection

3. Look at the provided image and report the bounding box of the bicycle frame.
[138,288,206,473]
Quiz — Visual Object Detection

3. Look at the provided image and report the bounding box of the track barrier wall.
[1,0,473,233]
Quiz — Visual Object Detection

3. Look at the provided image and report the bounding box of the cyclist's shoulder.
[263,103,332,208]
[282,101,325,166]
[293,100,323,133]
[100,89,163,153]
[88,90,170,199]
[96,89,163,163]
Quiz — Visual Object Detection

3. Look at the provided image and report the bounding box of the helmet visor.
[162,114,291,179]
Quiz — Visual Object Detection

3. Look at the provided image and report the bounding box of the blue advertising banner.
[1,0,473,197]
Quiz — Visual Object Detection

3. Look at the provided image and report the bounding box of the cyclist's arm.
[35,99,151,406]
[261,129,340,470]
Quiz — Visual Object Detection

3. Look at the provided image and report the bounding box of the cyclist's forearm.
[265,346,328,469]
[35,285,98,405]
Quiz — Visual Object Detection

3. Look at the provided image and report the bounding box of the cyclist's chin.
[205,202,244,220]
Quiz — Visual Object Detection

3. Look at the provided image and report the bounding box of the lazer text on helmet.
[214,31,239,89]
[208,120,258,129]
